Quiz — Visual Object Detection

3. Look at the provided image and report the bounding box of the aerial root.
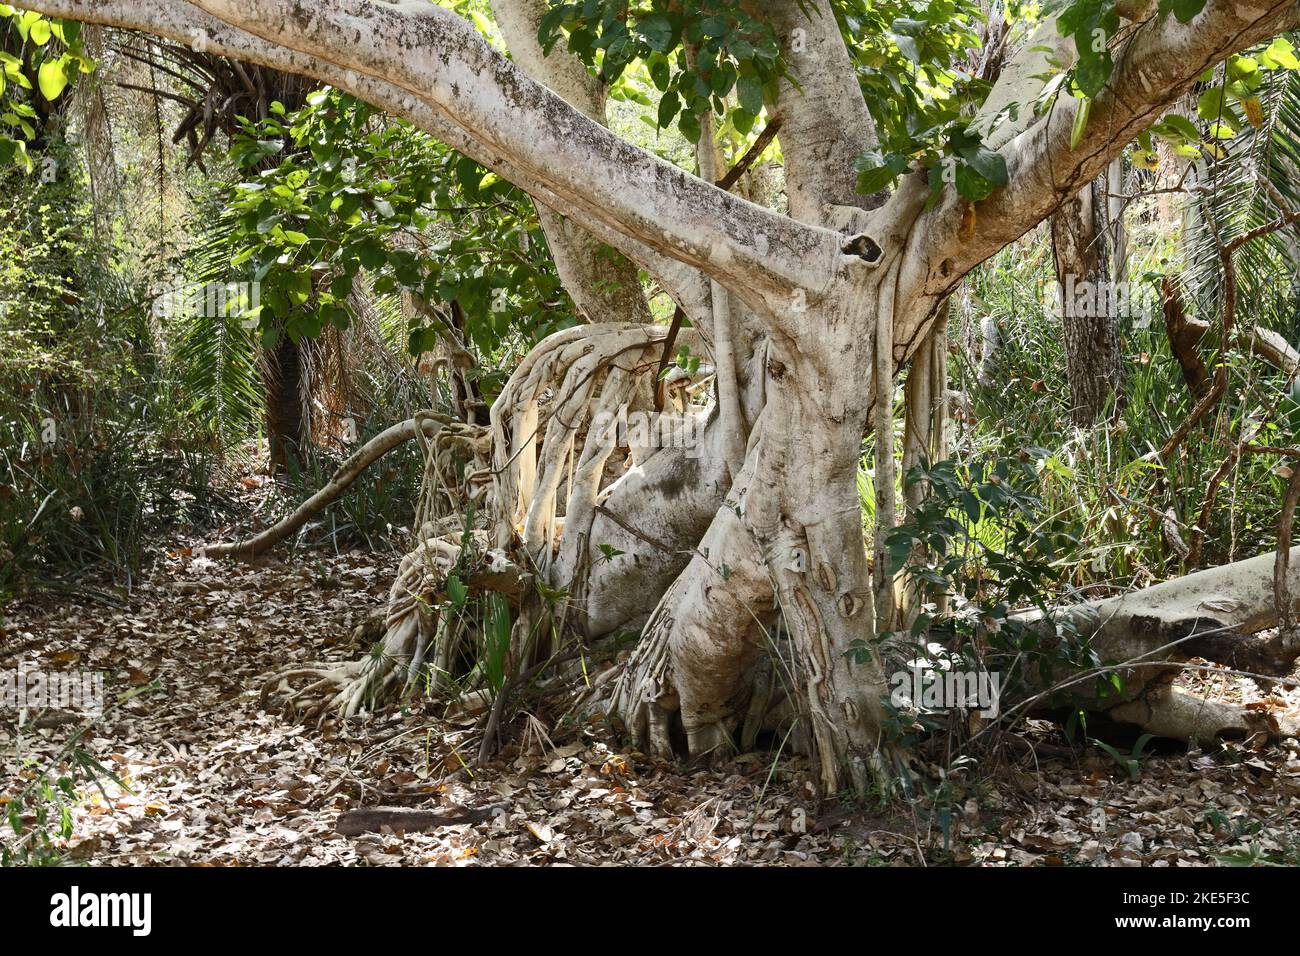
[259,657,399,724]
[259,618,417,724]
[260,532,531,723]
[205,414,457,561]
[490,322,706,549]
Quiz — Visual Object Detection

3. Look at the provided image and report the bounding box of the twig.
[715,118,782,192]
[1157,172,1300,464]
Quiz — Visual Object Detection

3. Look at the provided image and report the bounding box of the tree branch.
[21,0,712,324]
[914,0,1299,293]
[202,415,449,561]
[753,0,884,225]
[20,0,840,310]
[178,0,843,303]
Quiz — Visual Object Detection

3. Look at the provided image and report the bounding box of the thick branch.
[912,0,1300,292]
[487,0,652,325]
[178,0,842,303]
[203,415,447,560]
[25,0,718,321]
[754,0,884,226]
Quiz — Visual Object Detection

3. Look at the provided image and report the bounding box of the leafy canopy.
[0,5,93,170]
[227,90,578,380]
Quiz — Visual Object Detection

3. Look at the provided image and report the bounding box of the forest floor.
[4,483,1300,866]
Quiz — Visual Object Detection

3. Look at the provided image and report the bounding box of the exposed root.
[1106,682,1299,745]
[261,532,529,722]
[607,585,682,760]
[244,307,1300,792]
[204,414,454,561]
[259,653,399,724]
[489,322,705,557]
[253,322,713,735]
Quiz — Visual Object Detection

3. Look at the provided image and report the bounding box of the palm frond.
[1180,50,1300,340]
[166,201,263,445]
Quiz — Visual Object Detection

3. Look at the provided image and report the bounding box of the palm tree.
[108,32,319,471]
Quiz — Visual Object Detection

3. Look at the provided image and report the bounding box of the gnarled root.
[261,532,529,722]
[258,648,403,724]
[606,474,776,764]
[490,322,705,553]
[205,413,457,561]
[607,584,685,761]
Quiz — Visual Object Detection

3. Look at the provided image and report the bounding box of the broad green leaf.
[29,18,51,47]
[37,57,69,102]
[736,74,763,116]
[637,13,674,53]
[965,147,1008,185]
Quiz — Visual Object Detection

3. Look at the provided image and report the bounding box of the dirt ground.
[4,516,1300,866]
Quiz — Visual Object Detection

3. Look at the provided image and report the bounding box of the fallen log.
[1017,546,1300,742]
[334,803,507,836]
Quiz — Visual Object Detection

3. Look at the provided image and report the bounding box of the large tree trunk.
[47,0,1300,797]
[486,0,652,326]
[1050,178,1124,425]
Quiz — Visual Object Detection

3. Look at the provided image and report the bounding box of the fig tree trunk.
[36,0,1300,796]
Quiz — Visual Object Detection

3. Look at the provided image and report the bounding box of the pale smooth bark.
[204,414,452,559]
[892,0,1300,360]
[1017,546,1300,741]
[755,0,884,224]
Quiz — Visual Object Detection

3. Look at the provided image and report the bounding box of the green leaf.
[1158,0,1207,23]
[965,147,1007,185]
[890,17,929,36]
[894,34,921,64]
[678,110,701,144]
[446,574,468,608]
[37,57,69,102]
[1069,96,1091,150]
[855,151,909,194]
[637,13,674,53]
[657,90,681,129]
[955,164,997,201]
[1262,37,1300,70]
[1074,53,1113,99]
[356,237,386,270]
[1196,86,1228,121]
[856,162,895,194]
[736,74,764,116]
[1152,113,1200,143]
